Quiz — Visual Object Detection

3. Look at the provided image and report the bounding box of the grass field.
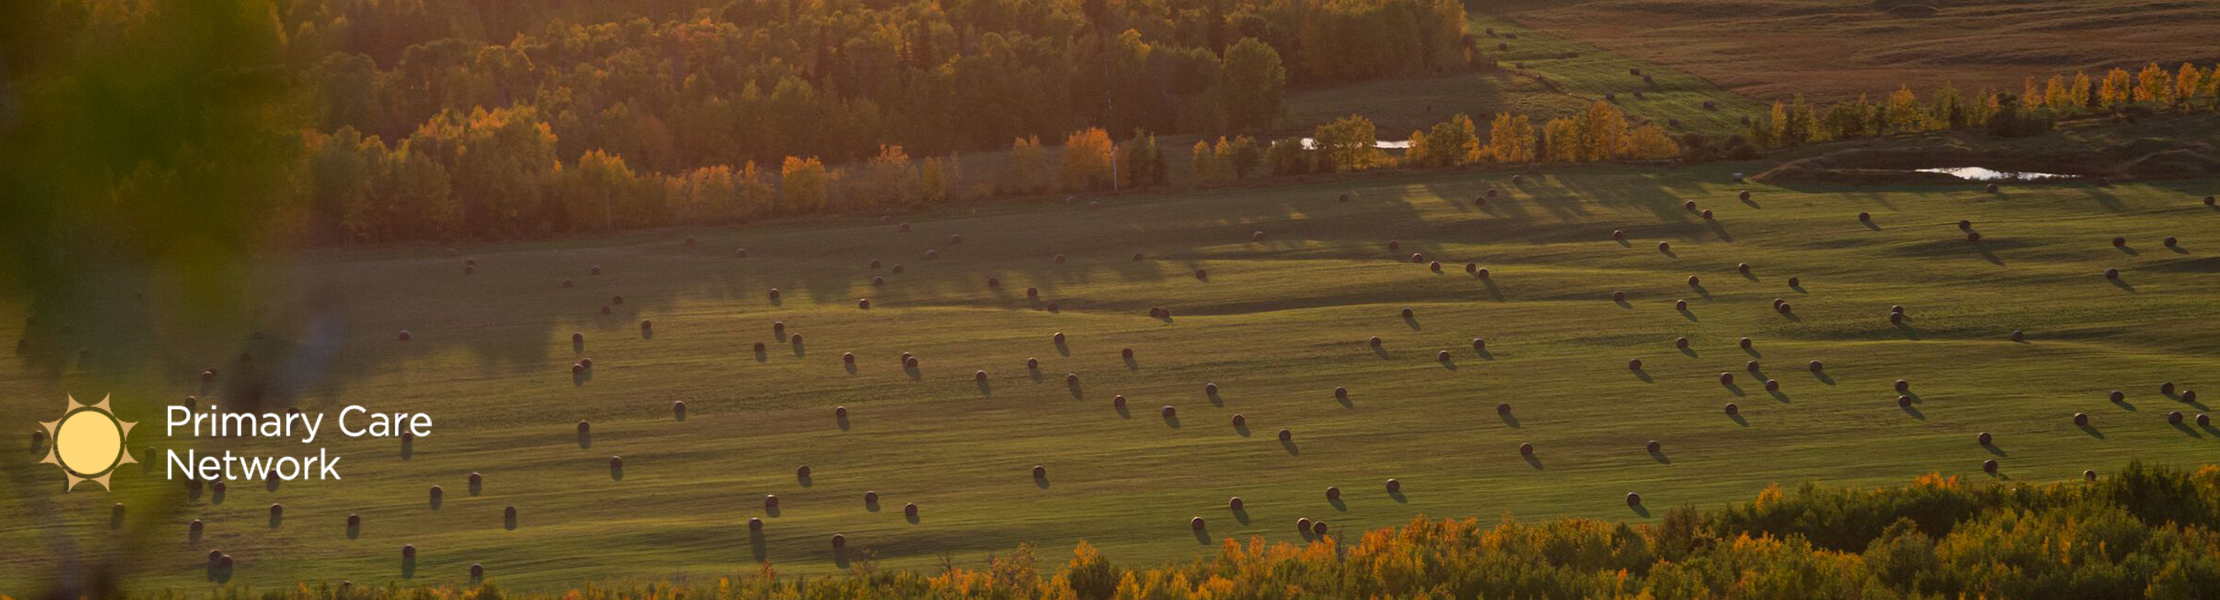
[5,136,2219,591]
[1507,0,2220,101]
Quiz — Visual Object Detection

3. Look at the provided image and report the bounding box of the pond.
[1915,167,2075,181]
[1299,137,1411,150]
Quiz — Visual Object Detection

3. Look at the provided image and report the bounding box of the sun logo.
[38,395,137,491]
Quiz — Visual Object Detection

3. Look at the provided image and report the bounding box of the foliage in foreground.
[65,463,2220,600]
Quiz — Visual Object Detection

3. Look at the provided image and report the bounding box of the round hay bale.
[2199,414,2211,427]
[768,288,780,301]
[871,276,885,286]
[1388,241,1401,252]
[1810,361,1824,373]
[1429,261,1442,273]
[1701,209,1714,220]
[1401,307,1415,319]
[1738,190,1751,202]
[580,357,593,369]
[1777,302,1793,315]
[1339,193,1350,202]
[571,363,584,375]
[612,296,624,305]
[1725,403,1739,416]
[986,277,1001,288]
[1739,337,1753,351]
[2168,411,2184,424]
[1252,231,1266,241]
[469,472,482,487]
[1465,262,1479,274]
[1675,299,1688,311]
[673,401,686,420]
[1279,429,1293,442]
[609,456,622,469]
[1230,413,1242,426]
[2164,237,2178,247]
[348,514,360,530]
[202,369,218,383]
[926,250,939,260]
[2010,330,2025,342]
[1053,254,1066,264]
[2086,470,2099,481]
[734,248,748,258]
[1977,432,1992,445]
[1688,275,1702,287]
[1629,358,1644,370]
[1613,291,1627,302]
[1132,252,1144,261]
[753,342,767,353]
[764,494,779,510]
[1746,361,1761,373]
[1191,517,1206,531]
[1646,440,1661,453]
[1411,253,1426,264]
[1719,372,1735,385]
[1519,442,1534,456]
[1123,348,1135,360]
[1787,277,1801,288]
[590,266,602,276]
[869,259,883,270]
[905,503,919,518]
[1983,459,1998,474]
[1325,487,1340,501]
[2075,413,2090,426]
[402,544,416,560]
[2184,390,2198,403]
[2104,267,2121,279]
[1229,497,1243,511]
[891,265,904,275]
[1626,492,1641,506]
[790,333,803,344]
[1613,229,1626,241]
[572,332,584,344]
[2207,196,2217,206]
[2113,237,2127,248]
[1437,350,1452,362]
[1764,379,1779,391]
[832,534,846,549]
[1683,201,1698,211]
[1370,336,1384,348]
[1476,267,1491,279]
[1053,332,1066,344]
[1737,263,1751,275]
[578,420,590,436]
[1967,232,1982,242]
[899,222,912,231]
[1026,287,1041,299]
[1161,405,1176,418]
[1204,382,1219,396]
[1674,337,1689,349]
[842,352,856,364]
[471,564,484,581]
[836,406,849,418]
[1896,395,1912,408]
[1497,402,1512,415]
[1312,521,1329,536]
[1986,182,2000,193]
[952,234,964,244]
[271,503,284,519]
[749,517,763,531]
[975,370,988,382]
[1658,241,1671,252]
[1066,373,1079,385]
[1894,379,1910,393]
[1889,312,1904,324]
[2162,382,2176,395]
[1297,517,1312,532]
[1032,465,1047,479]
[397,330,412,342]
[1027,357,1040,369]
[2111,390,2126,403]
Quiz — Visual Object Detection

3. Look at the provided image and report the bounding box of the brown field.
[1505,0,2220,101]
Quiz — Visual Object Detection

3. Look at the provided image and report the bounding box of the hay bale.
[952,234,964,244]
[2199,414,2211,427]
[1613,230,1626,241]
[753,342,767,353]
[1122,348,1135,360]
[1675,299,1689,311]
[673,401,686,420]
[1476,267,1491,279]
[2184,390,2198,403]
[1437,350,1452,362]
[2162,382,2176,395]
[1252,230,1266,241]
[926,250,939,260]
[1230,413,1242,426]
[2074,413,2090,426]
[1497,402,1512,415]
[609,456,622,469]
[1465,263,1479,274]
[1053,254,1067,264]
[987,277,1000,288]
[1764,379,1779,392]
[271,503,284,519]
[1430,261,1442,272]
[1411,253,1426,264]
[2110,390,2126,403]
[1388,241,1402,252]
[869,259,883,270]
[1683,201,1698,211]
[1519,442,1534,456]
[348,514,359,530]
[975,370,988,382]
[1890,312,1903,324]
[2086,470,2099,481]
[892,265,905,275]
[1738,190,1751,202]
[2168,411,2184,424]
[572,332,584,344]
[1613,291,1627,302]
[1325,486,1340,500]
[1688,275,1701,287]
[1191,517,1206,531]
[734,248,748,258]
[1279,429,1293,442]
[1229,497,1244,511]
[1746,361,1761,373]
[1297,517,1312,532]
[1032,465,1047,479]
[2164,237,2178,247]
[1719,372,1735,385]
[906,503,919,518]
[832,534,846,549]
[1339,193,1350,202]
[1629,358,1644,370]
[402,544,416,560]
[1674,337,1689,349]
[1777,302,1793,315]
[1725,403,1739,416]
[2010,330,2025,342]
[202,369,218,383]
[1895,379,1910,393]
[590,266,602,276]
[1626,492,1641,506]
[471,564,484,581]
[1472,338,1487,351]
[612,296,625,305]
[1739,337,1753,350]
[1066,373,1080,385]
[1205,382,1219,396]
[749,517,763,531]
[790,333,803,344]
[1401,307,1415,319]
[2113,237,2128,248]
[571,363,584,375]
[1658,241,1671,252]
[1986,182,2000,193]
[1646,440,1661,453]
[1312,521,1329,536]
[1195,269,1210,281]
[836,406,849,418]
[1132,252,1144,261]
[578,421,590,435]
[2106,267,2122,279]
[1026,287,1040,299]
[1983,459,1998,474]
[764,494,779,510]
[768,288,780,300]
[1977,432,1992,445]
[1701,209,1714,220]
[397,330,412,342]
[1896,395,1912,408]
[1787,277,1801,288]
[1027,357,1040,369]
[1161,405,1176,418]
[871,276,885,286]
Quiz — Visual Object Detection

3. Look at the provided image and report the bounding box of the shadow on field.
[2081,423,2106,439]
[1163,414,1182,429]
[1901,404,1925,420]
[1650,449,1671,465]
[1629,504,1651,518]
[1233,507,1250,525]
[750,530,768,563]
[1281,438,1300,455]
[1632,368,1653,383]
[1328,497,1346,512]
[975,380,991,396]
[1728,412,1748,427]
[1523,454,1543,470]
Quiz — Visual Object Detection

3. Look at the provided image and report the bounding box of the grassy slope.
[4,143,2219,591]
[1468,6,1770,137]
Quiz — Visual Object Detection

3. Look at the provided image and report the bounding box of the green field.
[6,152,2219,591]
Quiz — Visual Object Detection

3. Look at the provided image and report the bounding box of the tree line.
[84,462,2220,599]
[1748,62,2220,149]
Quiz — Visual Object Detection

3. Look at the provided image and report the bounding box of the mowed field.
[1506,0,2220,101]
[4,156,2219,591]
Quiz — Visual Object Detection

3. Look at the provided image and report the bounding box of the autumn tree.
[1487,113,1535,164]
[2175,63,2204,109]
[2100,68,2135,108]
[1313,115,1383,171]
[1059,128,1115,191]
[1227,136,1262,179]
[1406,114,1480,168]
[1008,136,1048,195]
[778,156,829,215]
[1220,38,1287,133]
[2136,63,2171,105]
